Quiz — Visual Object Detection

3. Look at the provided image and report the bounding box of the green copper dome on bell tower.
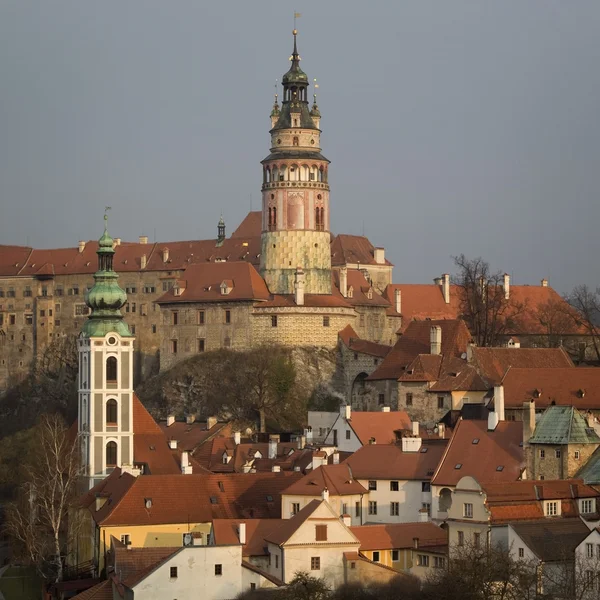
[81,212,132,338]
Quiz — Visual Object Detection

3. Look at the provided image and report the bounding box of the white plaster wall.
[283,545,355,589]
[359,479,429,524]
[308,411,338,443]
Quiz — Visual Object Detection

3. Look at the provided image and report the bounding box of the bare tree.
[453,255,526,347]
[566,285,600,362]
[3,413,82,583]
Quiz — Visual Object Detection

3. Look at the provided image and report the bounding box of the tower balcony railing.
[262,181,329,191]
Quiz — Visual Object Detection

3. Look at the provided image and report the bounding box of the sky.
[0,1,599,294]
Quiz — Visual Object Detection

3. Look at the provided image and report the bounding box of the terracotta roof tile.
[158,420,230,452]
[265,499,324,545]
[70,580,113,600]
[338,326,391,358]
[230,211,262,238]
[345,410,412,445]
[350,522,447,551]
[282,464,368,496]
[212,519,284,557]
[482,479,599,503]
[333,270,391,307]
[331,235,393,267]
[112,544,179,586]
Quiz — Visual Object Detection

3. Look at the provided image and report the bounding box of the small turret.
[217,215,226,246]
[270,93,280,128]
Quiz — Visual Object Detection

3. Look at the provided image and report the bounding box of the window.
[130,325,135,334]
[368,480,377,491]
[392,550,399,561]
[417,554,429,567]
[342,503,348,516]
[75,304,89,316]
[406,393,413,406]
[162,281,174,292]
[555,449,561,458]
[540,449,545,459]
[545,501,559,516]
[422,503,431,516]
[518,547,524,558]
[196,310,205,325]
[457,531,464,546]
[120,534,130,546]
[55,320,60,327]
[463,503,473,518]
[378,393,385,405]
[275,555,278,568]
[106,356,117,383]
[473,532,481,548]
[437,396,445,409]
[144,286,156,294]
[171,340,178,354]
[390,502,400,516]
[355,502,360,517]
[106,399,118,425]
[315,525,327,541]
[172,311,178,325]
[368,501,377,515]
[390,481,399,492]
[311,557,320,571]
[581,499,594,514]
[292,503,300,515]
[7,287,15,298]
[55,287,63,296]
[106,441,117,467]
[323,316,330,327]
[587,543,594,558]
[271,315,278,328]
[422,482,431,492]
[9,314,16,325]
[575,450,581,459]
[434,556,445,568]
[25,314,33,325]
[225,310,231,324]
[372,551,380,562]
[23,286,31,297]
[215,564,222,576]
[170,566,178,578]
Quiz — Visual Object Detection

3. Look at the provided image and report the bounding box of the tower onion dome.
[282,30,308,86]
[310,95,321,118]
[81,215,132,338]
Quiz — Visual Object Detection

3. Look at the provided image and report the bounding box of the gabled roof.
[112,542,179,588]
[528,406,600,445]
[333,270,391,308]
[350,522,447,551]
[70,580,113,600]
[348,410,412,445]
[368,319,472,381]
[212,519,284,557]
[575,446,600,485]
[230,211,262,238]
[472,347,573,385]
[502,368,600,410]
[282,464,367,497]
[338,325,391,358]
[383,284,460,326]
[510,519,591,562]
[331,235,393,267]
[432,419,523,487]
[344,441,447,480]
[158,419,230,452]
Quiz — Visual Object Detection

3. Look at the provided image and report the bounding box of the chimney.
[322,487,329,502]
[269,439,277,460]
[207,416,217,430]
[381,406,390,413]
[181,451,192,475]
[418,508,429,522]
[139,235,148,245]
[238,523,246,545]
[114,237,121,246]
[412,422,420,436]
[297,435,306,450]
[234,431,241,445]
[332,451,340,465]
[305,427,313,442]
[466,342,476,363]
[341,404,351,420]
[294,267,305,306]
[168,439,177,450]
[433,277,442,286]
[402,436,422,452]
[272,465,281,472]
[162,247,169,263]
[166,415,175,427]
[413,537,419,549]
[140,254,147,269]
[503,274,510,300]
[430,325,442,355]
[339,267,348,298]
[186,414,196,424]
[374,248,385,265]
[442,274,450,304]
[523,400,536,445]
[395,289,401,314]
[78,241,86,253]
[342,514,352,527]
[488,385,505,431]
[437,423,445,439]
[541,278,548,287]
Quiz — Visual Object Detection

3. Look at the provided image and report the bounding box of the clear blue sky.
[1,1,599,293]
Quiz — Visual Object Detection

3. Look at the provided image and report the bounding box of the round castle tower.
[259,30,332,295]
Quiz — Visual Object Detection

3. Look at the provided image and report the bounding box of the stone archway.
[351,372,369,409]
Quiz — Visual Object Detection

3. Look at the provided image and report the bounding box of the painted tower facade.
[260,30,332,295]
[78,216,135,488]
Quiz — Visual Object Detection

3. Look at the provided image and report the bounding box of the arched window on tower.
[106,441,117,468]
[293,136,299,147]
[320,207,325,230]
[272,206,277,230]
[106,398,118,426]
[315,207,321,230]
[106,356,118,387]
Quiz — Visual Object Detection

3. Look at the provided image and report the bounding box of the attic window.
[472,439,480,445]
[533,389,542,399]
[149,445,156,451]
[144,498,152,509]
[454,463,462,470]
[420,447,428,453]
[210,496,218,504]
[266,495,274,502]
[578,389,586,398]
[218,481,225,492]
[496,466,504,472]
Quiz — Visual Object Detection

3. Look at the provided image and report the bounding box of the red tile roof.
[501,368,600,410]
[482,478,599,503]
[112,544,179,587]
[339,325,392,358]
[333,270,391,307]
[212,519,284,557]
[346,410,412,445]
[344,441,447,480]
[471,347,574,385]
[331,235,393,267]
[350,522,447,551]
[96,471,304,526]
[383,284,460,326]
[230,211,262,238]
[70,580,113,600]
[432,419,523,487]
[282,464,368,497]
[156,261,270,304]
[0,245,33,276]
[368,320,472,381]
[158,420,231,452]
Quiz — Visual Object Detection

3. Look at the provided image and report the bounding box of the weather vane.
[104,206,112,227]
[294,11,301,30]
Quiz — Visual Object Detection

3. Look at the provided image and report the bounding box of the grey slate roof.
[528,406,600,445]
[576,446,600,484]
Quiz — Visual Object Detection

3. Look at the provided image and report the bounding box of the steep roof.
[332,270,391,308]
[230,211,262,238]
[575,447,600,485]
[112,543,179,587]
[383,284,460,326]
[156,261,270,304]
[282,464,368,497]
[95,471,303,526]
[211,519,284,557]
[70,580,113,600]
[350,522,447,551]
[482,478,599,503]
[346,410,412,445]
[432,420,523,487]
[510,519,591,562]
[528,406,600,445]
[265,499,323,546]
[344,441,447,480]
[368,319,472,381]
[338,325,392,358]
[502,368,600,410]
[330,235,393,267]
[472,347,573,385]
[158,420,230,453]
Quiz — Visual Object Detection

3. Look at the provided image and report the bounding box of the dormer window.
[544,501,560,517]
[347,286,354,299]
